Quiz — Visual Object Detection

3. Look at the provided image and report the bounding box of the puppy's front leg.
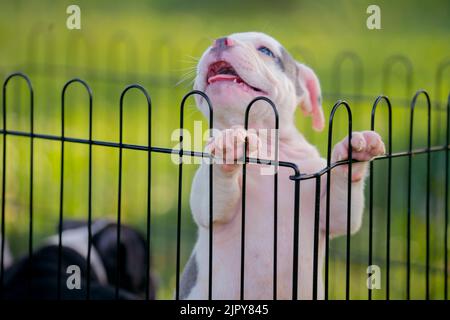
[190,126,260,227]
[322,131,385,236]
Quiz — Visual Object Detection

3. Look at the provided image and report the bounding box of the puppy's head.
[194,32,324,132]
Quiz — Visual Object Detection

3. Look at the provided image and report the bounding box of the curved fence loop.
[371,95,393,154]
[61,78,94,139]
[1,72,34,297]
[369,95,393,300]
[62,78,93,107]
[3,72,34,127]
[324,100,353,300]
[178,90,214,157]
[382,55,414,98]
[326,100,353,165]
[176,90,213,300]
[244,96,279,126]
[409,89,431,142]
[179,90,213,130]
[332,51,364,97]
[119,84,152,114]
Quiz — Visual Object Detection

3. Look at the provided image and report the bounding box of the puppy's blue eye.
[258,46,275,58]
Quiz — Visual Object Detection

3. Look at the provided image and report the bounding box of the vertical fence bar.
[86,87,93,300]
[312,176,321,300]
[272,121,279,301]
[241,97,279,300]
[1,73,34,297]
[145,90,152,301]
[292,179,300,300]
[60,79,93,300]
[175,105,183,301]
[406,95,413,300]
[286,163,303,299]
[58,83,67,299]
[207,94,214,302]
[116,88,124,299]
[407,90,431,300]
[27,76,34,298]
[370,96,392,300]
[344,122,352,300]
[116,84,152,299]
[325,100,352,300]
[368,141,374,301]
[240,131,247,301]
[0,77,6,298]
[425,93,431,300]
[445,94,450,301]
[175,91,212,300]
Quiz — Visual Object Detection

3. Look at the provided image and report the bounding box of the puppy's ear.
[296,63,325,131]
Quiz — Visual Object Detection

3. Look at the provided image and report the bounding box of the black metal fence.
[0,65,449,300]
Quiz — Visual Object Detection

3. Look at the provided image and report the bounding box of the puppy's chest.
[243,151,323,212]
[242,159,320,236]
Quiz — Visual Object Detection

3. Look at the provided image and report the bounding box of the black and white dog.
[2,220,156,300]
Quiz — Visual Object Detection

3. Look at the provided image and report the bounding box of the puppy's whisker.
[184,54,200,61]
[178,69,197,76]
[177,61,198,68]
[175,74,195,87]
[175,66,197,72]
[179,69,196,77]
[177,69,197,77]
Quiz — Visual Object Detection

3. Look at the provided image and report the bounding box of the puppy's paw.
[332,131,385,182]
[206,126,260,173]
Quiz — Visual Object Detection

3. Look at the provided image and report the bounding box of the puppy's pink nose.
[212,37,234,49]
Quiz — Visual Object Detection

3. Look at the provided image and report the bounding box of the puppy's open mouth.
[206,61,264,93]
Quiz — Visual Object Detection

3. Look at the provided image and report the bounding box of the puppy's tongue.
[208,74,240,84]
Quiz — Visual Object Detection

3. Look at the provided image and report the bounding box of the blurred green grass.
[0,0,449,299]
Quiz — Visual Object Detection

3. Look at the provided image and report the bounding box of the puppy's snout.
[212,37,234,50]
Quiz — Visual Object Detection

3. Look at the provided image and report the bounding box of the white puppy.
[180,32,385,299]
